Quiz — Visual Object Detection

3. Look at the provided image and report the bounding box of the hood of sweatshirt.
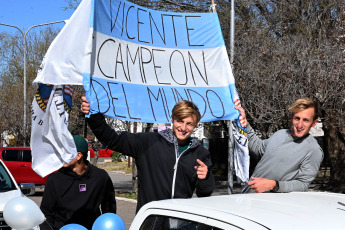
[158,128,200,156]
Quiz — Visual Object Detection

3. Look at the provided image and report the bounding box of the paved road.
[29,171,236,230]
[30,190,136,230]
[108,171,132,191]
[29,171,136,230]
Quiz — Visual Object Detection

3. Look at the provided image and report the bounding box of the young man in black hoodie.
[81,97,215,212]
[40,135,116,230]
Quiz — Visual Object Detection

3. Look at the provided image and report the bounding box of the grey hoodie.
[244,124,323,193]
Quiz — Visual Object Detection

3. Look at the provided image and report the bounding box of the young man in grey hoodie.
[236,98,323,193]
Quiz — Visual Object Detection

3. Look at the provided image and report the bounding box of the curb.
[116,196,138,203]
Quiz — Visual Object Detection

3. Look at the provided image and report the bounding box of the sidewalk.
[116,198,137,230]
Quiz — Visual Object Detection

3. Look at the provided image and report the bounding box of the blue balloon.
[92,213,125,230]
[60,224,87,230]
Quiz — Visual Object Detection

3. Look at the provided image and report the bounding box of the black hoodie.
[87,113,215,213]
[40,162,116,230]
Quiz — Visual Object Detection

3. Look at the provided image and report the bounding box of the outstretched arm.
[81,96,141,158]
[235,105,268,158]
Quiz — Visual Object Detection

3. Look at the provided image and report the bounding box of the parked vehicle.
[98,148,115,158]
[130,192,345,230]
[0,159,37,229]
[88,148,95,158]
[0,147,48,186]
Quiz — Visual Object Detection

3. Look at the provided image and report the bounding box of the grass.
[116,191,138,200]
[97,160,132,174]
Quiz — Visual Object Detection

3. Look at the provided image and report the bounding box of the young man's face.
[63,152,81,167]
[171,115,198,145]
[290,107,318,137]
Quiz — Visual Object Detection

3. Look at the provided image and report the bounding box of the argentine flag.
[85,0,239,123]
[35,0,240,123]
[32,0,246,176]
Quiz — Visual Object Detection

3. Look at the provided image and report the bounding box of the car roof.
[0,147,30,150]
[0,146,30,148]
[136,192,345,229]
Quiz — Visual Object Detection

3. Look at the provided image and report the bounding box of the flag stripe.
[93,0,225,49]
[87,76,238,122]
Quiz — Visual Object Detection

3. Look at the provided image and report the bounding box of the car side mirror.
[20,183,35,196]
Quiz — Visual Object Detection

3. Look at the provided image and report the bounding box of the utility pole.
[228,0,235,194]
[230,0,235,65]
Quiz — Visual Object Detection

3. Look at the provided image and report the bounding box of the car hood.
[0,189,22,211]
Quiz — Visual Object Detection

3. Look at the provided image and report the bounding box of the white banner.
[30,85,77,177]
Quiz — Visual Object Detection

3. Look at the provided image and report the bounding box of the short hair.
[171,100,201,123]
[288,98,320,120]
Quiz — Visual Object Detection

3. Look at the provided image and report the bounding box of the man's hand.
[194,159,208,179]
[81,96,90,114]
[247,177,277,193]
[234,105,248,127]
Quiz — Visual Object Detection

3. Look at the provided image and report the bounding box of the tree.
[0,27,60,146]
[62,0,345,191]
[231,0,345,191]
[63,0,81,10]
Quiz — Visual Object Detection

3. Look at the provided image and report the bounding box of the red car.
[98,149,114,158]
[0,147,48,186]
[0,147,96,186]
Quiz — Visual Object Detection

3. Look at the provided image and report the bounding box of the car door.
[20,150,47,185]
[0,149,22,184]
[1,149,47,185]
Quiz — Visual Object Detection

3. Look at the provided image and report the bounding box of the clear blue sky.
[0,0,75,33]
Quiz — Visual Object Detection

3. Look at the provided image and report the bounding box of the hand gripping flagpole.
[210,0,217,13]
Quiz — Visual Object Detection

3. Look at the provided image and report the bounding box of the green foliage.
[111,152,125,162]
[115,191,137,200]
[0,27,60,145]
[63,0,81,10]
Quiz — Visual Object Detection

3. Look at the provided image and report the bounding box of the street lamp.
[0,20,66,146]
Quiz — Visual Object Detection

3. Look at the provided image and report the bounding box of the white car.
[130,192,345,229]
[0,159,37,229]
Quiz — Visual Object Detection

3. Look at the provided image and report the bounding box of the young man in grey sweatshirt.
[236,98,323,193]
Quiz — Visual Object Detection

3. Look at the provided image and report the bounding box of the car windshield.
[0,161,16,191]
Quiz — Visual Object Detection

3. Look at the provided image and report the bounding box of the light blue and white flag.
[84,0,239,123]
[34,0,240,123]
[32,0,248,175]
